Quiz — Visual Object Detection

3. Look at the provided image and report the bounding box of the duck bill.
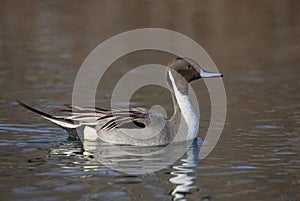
[200,69,223,78]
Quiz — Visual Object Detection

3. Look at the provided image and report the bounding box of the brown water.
[1,1,299,200]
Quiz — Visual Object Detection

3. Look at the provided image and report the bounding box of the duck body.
[18,57,222,146]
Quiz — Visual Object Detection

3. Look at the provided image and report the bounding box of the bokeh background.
[0,1,299,200]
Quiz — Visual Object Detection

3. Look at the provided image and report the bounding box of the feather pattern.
[60,105,151,131]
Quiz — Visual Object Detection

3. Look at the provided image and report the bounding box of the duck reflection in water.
[51,138,202,200]
[169,139,200,201]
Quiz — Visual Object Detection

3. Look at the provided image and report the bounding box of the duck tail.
[16,100,80,129]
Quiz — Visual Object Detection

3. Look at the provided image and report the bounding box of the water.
[1,1,299,200]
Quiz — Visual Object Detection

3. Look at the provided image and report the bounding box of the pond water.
[0,1,299,201]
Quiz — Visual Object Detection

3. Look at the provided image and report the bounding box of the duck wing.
[18,101,153,131]
[61,105,151,130]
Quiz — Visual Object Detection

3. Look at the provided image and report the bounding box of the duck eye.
[187,64,192,69]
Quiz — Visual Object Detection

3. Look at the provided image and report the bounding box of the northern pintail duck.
[18,57,223,146]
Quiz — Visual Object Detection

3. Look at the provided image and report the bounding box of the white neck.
[168,71,199,140]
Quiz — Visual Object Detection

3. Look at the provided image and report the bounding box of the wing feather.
[60,105,151,131]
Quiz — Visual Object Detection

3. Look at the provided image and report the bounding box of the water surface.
[1,1,299,200]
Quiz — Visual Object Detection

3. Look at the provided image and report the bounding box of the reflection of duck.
[92,138,194,174]
[169,139,200,201]
[18,57,222,146]
[50,138,200,175]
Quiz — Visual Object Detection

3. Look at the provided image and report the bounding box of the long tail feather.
[16,100,80,129]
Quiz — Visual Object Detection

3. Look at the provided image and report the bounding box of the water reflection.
[169,139,199,201]
[77,138,196,174]
[50,138,201,200]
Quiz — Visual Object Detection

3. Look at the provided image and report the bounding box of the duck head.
[166,57,223,95]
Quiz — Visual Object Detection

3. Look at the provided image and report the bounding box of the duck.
[17,57,223,146]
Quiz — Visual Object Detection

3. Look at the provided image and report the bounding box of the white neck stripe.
[168,70,199,140]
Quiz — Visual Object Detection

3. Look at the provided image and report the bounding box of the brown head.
[166,57,223,95]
